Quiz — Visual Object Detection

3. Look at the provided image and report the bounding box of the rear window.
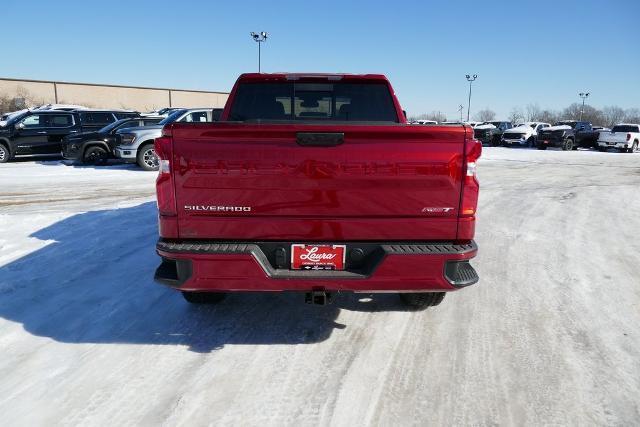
[229,82,398,122]
[114,112,139,120]
[612,125,639,133]
[49,114,74,127]
[80,112,116,125]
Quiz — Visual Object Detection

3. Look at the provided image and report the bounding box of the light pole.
[465,74,477,121]
[250,31,268,73]
[458,104,464,122]
[579,92,590,121]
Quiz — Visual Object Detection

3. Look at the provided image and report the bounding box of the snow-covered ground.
[0,150,639,425]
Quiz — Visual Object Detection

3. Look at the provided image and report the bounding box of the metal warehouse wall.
[0,77,229,111]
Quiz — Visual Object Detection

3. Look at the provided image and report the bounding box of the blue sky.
[2,0,638,119]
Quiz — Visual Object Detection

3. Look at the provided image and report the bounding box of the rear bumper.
[154,240,479,292]
[597,141,626,149]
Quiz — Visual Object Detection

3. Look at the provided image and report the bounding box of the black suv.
[536,121,598,150]
[62,116,163,165]
[473,121,513,146]
[0,109,139,162]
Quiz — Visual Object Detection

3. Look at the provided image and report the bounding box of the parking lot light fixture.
[465,74,478,121]
[250,31,268,73]
[579,92,590,121]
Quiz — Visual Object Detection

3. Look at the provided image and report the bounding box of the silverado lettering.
[184,206,251,212]
[154,73,481,309]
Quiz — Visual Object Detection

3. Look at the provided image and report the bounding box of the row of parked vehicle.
[0,106,222,169]
[410,119,640,153]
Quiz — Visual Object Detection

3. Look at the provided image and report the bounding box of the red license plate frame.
[291,244,346,271]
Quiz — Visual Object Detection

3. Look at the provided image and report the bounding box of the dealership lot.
[0,149,639,425]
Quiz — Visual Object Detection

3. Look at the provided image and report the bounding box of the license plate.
[608,142,615,145]
[291,244,346,271]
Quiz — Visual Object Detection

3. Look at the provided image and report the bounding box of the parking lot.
[0,148,639,425]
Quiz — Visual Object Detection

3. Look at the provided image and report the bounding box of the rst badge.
[291,244,346,271]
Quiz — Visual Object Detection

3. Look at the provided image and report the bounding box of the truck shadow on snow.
[0,202,411,353]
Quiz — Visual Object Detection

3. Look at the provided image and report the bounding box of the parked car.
[473,121,513,146]
[536,120,598,150]
[0,109,139,162]
[140,108,183,118]
[596,124,640,153]
[153,72,481,309]
[61,116,163,164]
[413,119,437,125]
[114,108,222,170]
[501,122,551,147]
[33,103,89,111]
[465,121,483,127]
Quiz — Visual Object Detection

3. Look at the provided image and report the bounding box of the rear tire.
[631,141,638,153]
[181,292,226,304]
[491,135,501,147]
[137,143,159,171]
[83,146,109,165]
[0,143,9,163]
[399,292,445,311]
[526,136,535,148]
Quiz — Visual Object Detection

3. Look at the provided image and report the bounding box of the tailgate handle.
[296,132,344,147]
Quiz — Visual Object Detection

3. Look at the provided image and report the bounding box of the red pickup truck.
[154,73,481,309]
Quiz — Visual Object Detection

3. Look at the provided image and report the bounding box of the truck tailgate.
[170,123,468,241]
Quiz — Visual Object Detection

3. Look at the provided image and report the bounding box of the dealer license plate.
[291,244,346,271]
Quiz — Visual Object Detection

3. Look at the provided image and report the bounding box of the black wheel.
[491,135,501,147]
[537,144,547,150]
[181,291,226,304]
[399,292,445,311]
[630,141,638,153]
[526,136,535,148]
[0,143,9,163]
[597,146,606,152]
[83,146,109,165]
[562,138,574,151]
[137,143,159,171]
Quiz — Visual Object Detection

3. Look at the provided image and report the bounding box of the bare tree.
[409,111,447,123]
[525,103,541,121]
[624,108,640,124]
[601,106,626,127]
[508,107,524,125]
[474,108,496,122]
[538,109,560,125]
[562,103,603,124]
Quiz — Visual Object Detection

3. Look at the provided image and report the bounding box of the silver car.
[114,108,220,170]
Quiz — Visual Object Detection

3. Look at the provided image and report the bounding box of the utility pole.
[465,74,477,122]
[458,104,464,122]
[579,92,590,121]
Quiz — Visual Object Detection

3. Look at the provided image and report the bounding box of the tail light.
[460,137,482,217]
[155,127,177,216]
[627,133,631,141]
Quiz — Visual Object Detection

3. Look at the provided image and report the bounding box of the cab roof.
[237,73,390,83]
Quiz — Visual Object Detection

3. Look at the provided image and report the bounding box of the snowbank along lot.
[0,149,639,425]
